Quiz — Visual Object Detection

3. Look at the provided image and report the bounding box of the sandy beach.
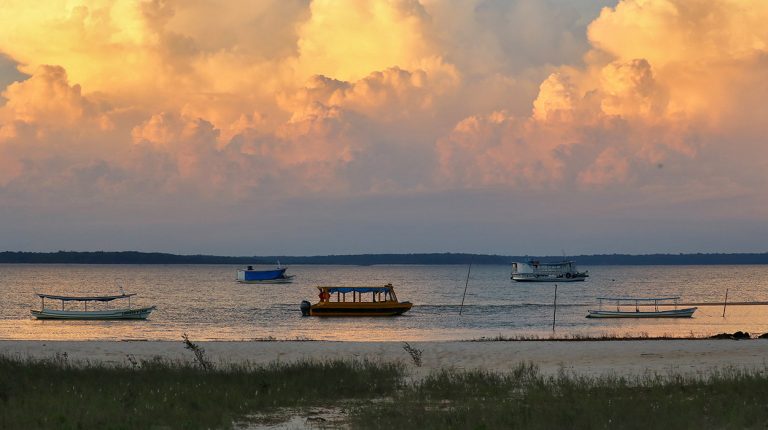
[3,339,767,377]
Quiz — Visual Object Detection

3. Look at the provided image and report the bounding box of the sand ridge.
[2,339,768,377]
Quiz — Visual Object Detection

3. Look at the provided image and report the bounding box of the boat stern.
[300,300,311,316]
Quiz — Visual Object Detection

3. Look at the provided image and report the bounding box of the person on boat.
[318,290,330,302]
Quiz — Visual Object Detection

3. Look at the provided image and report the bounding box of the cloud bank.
[0,0,766,254]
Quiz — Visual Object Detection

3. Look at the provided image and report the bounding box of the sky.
[0,0,766,256]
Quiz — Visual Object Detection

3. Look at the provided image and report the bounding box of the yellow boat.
[300,283,412,317]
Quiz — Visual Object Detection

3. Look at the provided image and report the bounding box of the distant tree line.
[575,253,768,265]
[1,251,767,265]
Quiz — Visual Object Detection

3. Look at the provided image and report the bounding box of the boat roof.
[318,286,393,294]
[596,297,680,301]
[36,293,136,301]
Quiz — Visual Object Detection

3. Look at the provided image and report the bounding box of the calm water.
[1,264,767,341]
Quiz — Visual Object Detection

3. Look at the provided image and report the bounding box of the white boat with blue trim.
[511,260,588,282]
[587,297,697,318]
[31,292,156,320]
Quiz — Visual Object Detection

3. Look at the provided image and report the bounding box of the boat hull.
[512,275,587,282]
[31,306,156,320]
[308,301,412,317]
[236,268,293,283]
[237,275,295,284]
[586,307,697,318]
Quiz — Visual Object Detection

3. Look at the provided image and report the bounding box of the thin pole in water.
[552,284,558,332]
[723,288,729,317]
[459,264,472,316]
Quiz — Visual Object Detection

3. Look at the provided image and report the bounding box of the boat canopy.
[596,297,680,301]
[36,293,136,302]
[320,287,391,294]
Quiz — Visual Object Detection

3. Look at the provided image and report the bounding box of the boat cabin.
[317,284,399,303]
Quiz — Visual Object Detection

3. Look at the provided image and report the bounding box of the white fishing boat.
[511,260,588,282]
[586,297,697,318]
[31,293,156,320]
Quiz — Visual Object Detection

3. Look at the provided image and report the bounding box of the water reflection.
[0,264,767,341]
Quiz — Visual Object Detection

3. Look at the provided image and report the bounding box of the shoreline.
[3,339,768,377]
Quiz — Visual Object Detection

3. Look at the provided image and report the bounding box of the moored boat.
[511,260,588,282]
[31,293,156,320]
[586,297,697,318]
[300,283,412,317]
[236,264,294,284]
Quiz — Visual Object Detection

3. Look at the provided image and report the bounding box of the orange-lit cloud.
[296,0,433,82]
[1,65,111,128]
[437,0,768,193]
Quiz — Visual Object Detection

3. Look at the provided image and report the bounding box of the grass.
[0,354,404,429]
[351,363,768,429]
[469,332,716,341]
[3,352,768,429]
[402,342,423,367]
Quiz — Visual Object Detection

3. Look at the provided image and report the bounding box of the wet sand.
[3,339,768,377]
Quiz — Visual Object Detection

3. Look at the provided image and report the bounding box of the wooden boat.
[236,264,294,284]
[300,284,412,316]
[586,297,697,318]
[511,260,588,282]
[31,293,156,320]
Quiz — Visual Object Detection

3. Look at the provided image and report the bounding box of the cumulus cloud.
[296,0,432,81]
[0,65,122,187]
[0,65,108,127]
[285,62,459,122]
[2,0,766,194]
[437,0,768,195]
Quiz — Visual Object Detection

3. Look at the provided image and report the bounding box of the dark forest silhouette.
[1,251,767,265]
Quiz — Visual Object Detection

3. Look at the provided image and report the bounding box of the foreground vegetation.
[354,364,768,429]
[0,353,403,429]
[2,353,768,429]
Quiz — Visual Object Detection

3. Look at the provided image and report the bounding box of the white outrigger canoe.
[31,293,156,320]
[586,297,697,318]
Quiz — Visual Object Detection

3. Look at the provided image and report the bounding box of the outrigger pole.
[552,284,558,332]
[459,263,472,316]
